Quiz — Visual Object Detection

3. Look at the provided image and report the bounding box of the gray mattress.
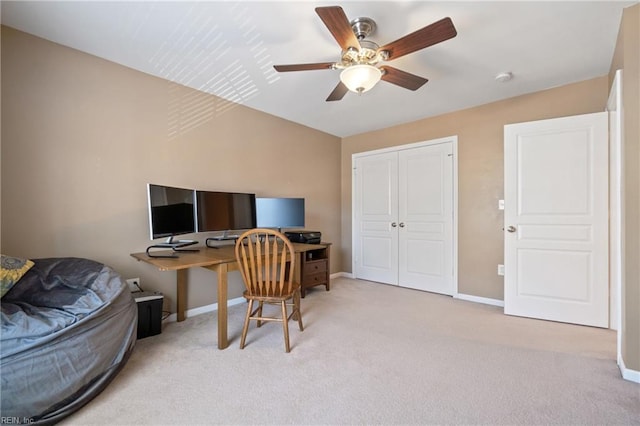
[1,257,137,424]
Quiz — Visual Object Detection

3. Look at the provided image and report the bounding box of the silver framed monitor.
[146,183,196,243]
[256,197,305,231]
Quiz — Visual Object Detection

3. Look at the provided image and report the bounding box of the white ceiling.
[2,1,635,137]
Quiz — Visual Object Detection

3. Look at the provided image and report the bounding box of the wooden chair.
[234,228,304,352]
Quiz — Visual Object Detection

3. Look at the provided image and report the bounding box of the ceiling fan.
[273,6,457,101]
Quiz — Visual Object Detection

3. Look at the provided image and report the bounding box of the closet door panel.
[354,152,399,285]
[398,143,454,294]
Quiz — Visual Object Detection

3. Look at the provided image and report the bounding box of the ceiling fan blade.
[315,6,361,51]
[273,62,335,72]
[380,66,428,91]
[326,81,349,102]
[378,17,457,61]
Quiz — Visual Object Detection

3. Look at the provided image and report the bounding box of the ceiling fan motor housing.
[350,17,376,40]
[340,39,381,67]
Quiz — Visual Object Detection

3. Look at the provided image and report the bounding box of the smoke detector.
[495,72,513,83]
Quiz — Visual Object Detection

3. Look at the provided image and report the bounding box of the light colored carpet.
[63,277,639,425]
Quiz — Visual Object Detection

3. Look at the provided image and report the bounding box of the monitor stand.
[206,230,240,249]
[146,237,199,258]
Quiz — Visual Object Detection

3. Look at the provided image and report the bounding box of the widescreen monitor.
[256,197,305,231]
[195,190,257,233]
[147,184,196,241]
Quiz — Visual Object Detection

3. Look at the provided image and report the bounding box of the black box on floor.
[134,291,163,339]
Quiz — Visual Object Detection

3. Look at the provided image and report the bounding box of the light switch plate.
[498,199,505,210]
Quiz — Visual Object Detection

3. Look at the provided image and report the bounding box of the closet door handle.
[391,222,397,228]
[399,222,405,228]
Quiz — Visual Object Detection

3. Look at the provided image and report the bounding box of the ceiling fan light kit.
[340,64,382,93]
[273,6,457,101]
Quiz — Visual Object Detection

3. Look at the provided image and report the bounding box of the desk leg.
[176,269,188,322]
[216,263,228,349]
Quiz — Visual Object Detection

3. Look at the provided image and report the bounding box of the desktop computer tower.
[134,291,163,339]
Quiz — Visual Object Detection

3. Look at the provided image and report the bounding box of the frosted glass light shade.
[340,64,382,93]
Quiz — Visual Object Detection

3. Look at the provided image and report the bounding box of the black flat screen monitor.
[256,197,305,230]
[196,191,257,233]
[147,184,196,241]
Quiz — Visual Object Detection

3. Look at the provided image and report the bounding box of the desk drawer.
[302,271,327,286]
[303,259,327,274]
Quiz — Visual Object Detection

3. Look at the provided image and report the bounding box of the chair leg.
[240,299,253,349]
[257,301,264,328]
[281,300,291,353]
[295,289,304,331]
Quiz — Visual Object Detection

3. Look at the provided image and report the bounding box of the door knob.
[391,222,397,228]
[399,222,405,228]
[507,226,517,233]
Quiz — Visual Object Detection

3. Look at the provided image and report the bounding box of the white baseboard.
[331,272,353,279]
[163,273,351,322]
[454,293,505,307]
[337,275,503,307]
[164,272,349,322]
[164,296,246,323]
[618,356,640,383]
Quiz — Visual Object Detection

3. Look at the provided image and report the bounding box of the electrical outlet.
[126,277,141,292]
[497,264,505,276]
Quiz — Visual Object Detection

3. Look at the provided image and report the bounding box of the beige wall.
[1,26,342,313]
[609,4,640,372]
[341,77,609,301]
[3,8,638,373]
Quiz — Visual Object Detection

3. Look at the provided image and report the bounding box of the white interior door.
[353,139,455,295]
[353,151,398,285]
[398,143,454,294]
[504,112,609,327]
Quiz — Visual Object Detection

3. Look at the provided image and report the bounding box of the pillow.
[1,255,34,298]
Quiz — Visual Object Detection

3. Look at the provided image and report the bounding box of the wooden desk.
[130,242,330,349]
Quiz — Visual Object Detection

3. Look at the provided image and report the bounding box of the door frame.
[607,69,624,370]
[351,136,459,295]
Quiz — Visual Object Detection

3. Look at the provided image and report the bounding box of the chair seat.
[243,282,300,302]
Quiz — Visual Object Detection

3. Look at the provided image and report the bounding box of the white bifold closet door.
[354,141,454,295]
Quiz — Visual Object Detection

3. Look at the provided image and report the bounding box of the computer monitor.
[256,197,305,231]
[195,190,256,238]
[147,184,196,243]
